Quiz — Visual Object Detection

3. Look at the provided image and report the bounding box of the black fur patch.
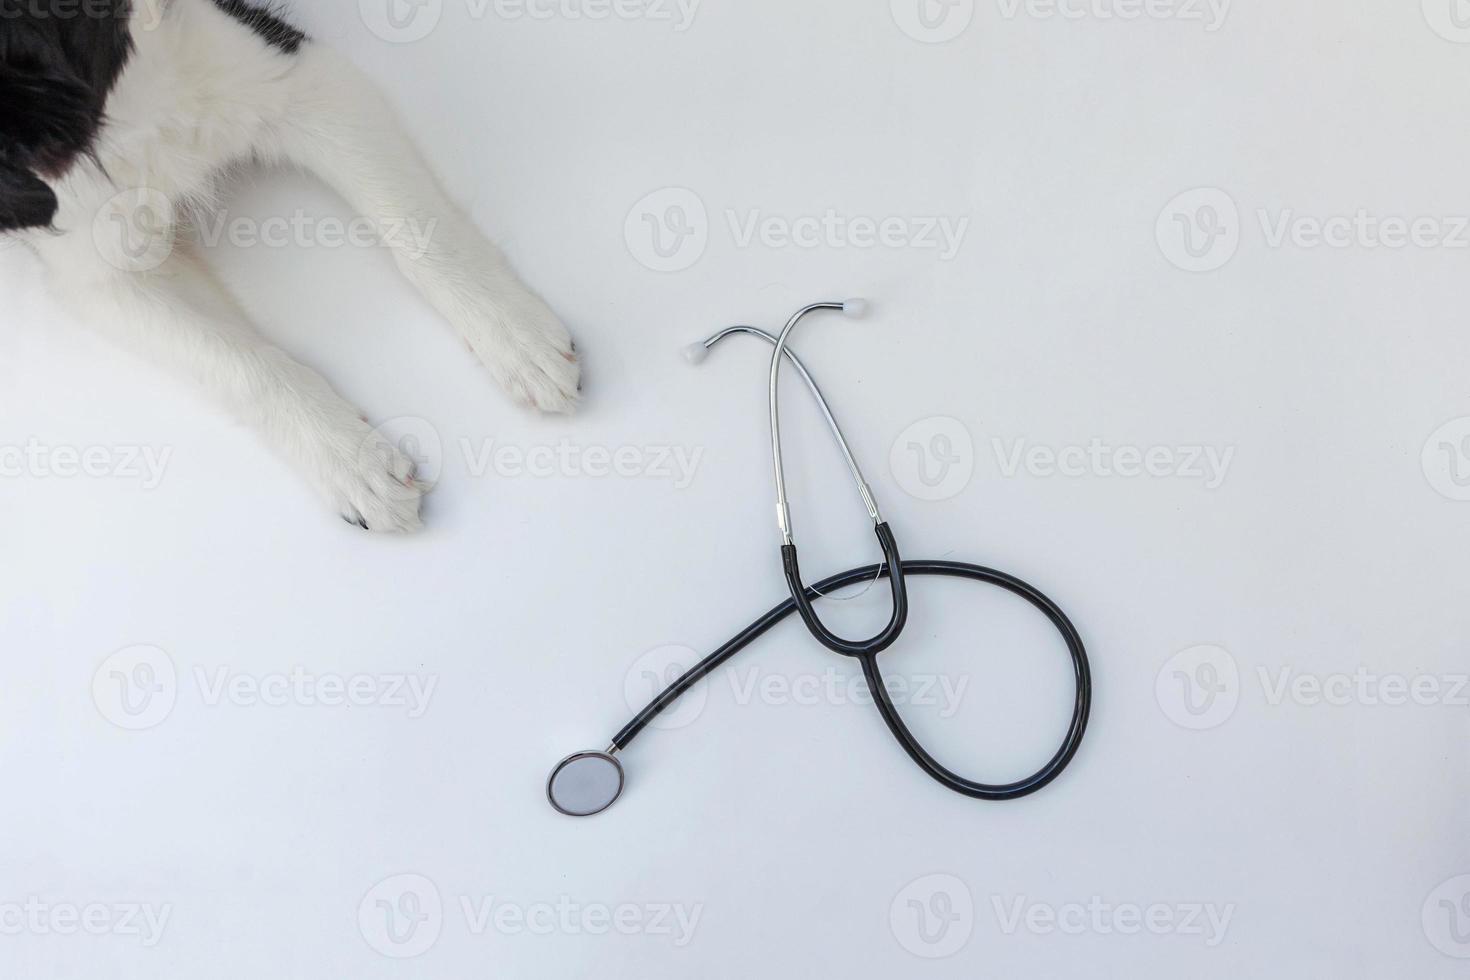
[0,60,98,174]
[0,0,135,108]
[0,0,134,230]
[0,160,59,229]
[210,0,307,53]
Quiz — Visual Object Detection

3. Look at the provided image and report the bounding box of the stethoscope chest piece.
[547,749,625,817]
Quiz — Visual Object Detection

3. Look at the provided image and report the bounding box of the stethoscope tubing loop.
[857,565,1091,801]
[782,522,909,657]
[609,558,1091,802]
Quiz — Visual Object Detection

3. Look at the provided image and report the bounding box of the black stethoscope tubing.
[612,556,1091,801]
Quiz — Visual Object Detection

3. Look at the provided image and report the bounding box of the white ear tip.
[842,298,870,318]
[682,342,711,365]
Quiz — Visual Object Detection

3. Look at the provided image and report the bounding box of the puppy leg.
[64,249,426,531]
[274,46,580,413]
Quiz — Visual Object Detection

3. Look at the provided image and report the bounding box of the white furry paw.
[309,417,427,533]
[464,294,581,414]
[260,353,428,531]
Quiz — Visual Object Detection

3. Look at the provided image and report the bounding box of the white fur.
[22,0,579,531]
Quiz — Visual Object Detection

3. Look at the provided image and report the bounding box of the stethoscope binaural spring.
[547,301,1092,817]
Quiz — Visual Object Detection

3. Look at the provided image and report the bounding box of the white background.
[2,0,1468,976]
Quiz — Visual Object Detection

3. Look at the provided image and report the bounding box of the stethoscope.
[547,301,1092,817]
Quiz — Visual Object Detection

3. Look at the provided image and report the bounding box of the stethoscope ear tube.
[782,522,909,657]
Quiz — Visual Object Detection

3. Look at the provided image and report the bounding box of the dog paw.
[496,334,581,414]
[463,294,581,414]
[310,418,426,533]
